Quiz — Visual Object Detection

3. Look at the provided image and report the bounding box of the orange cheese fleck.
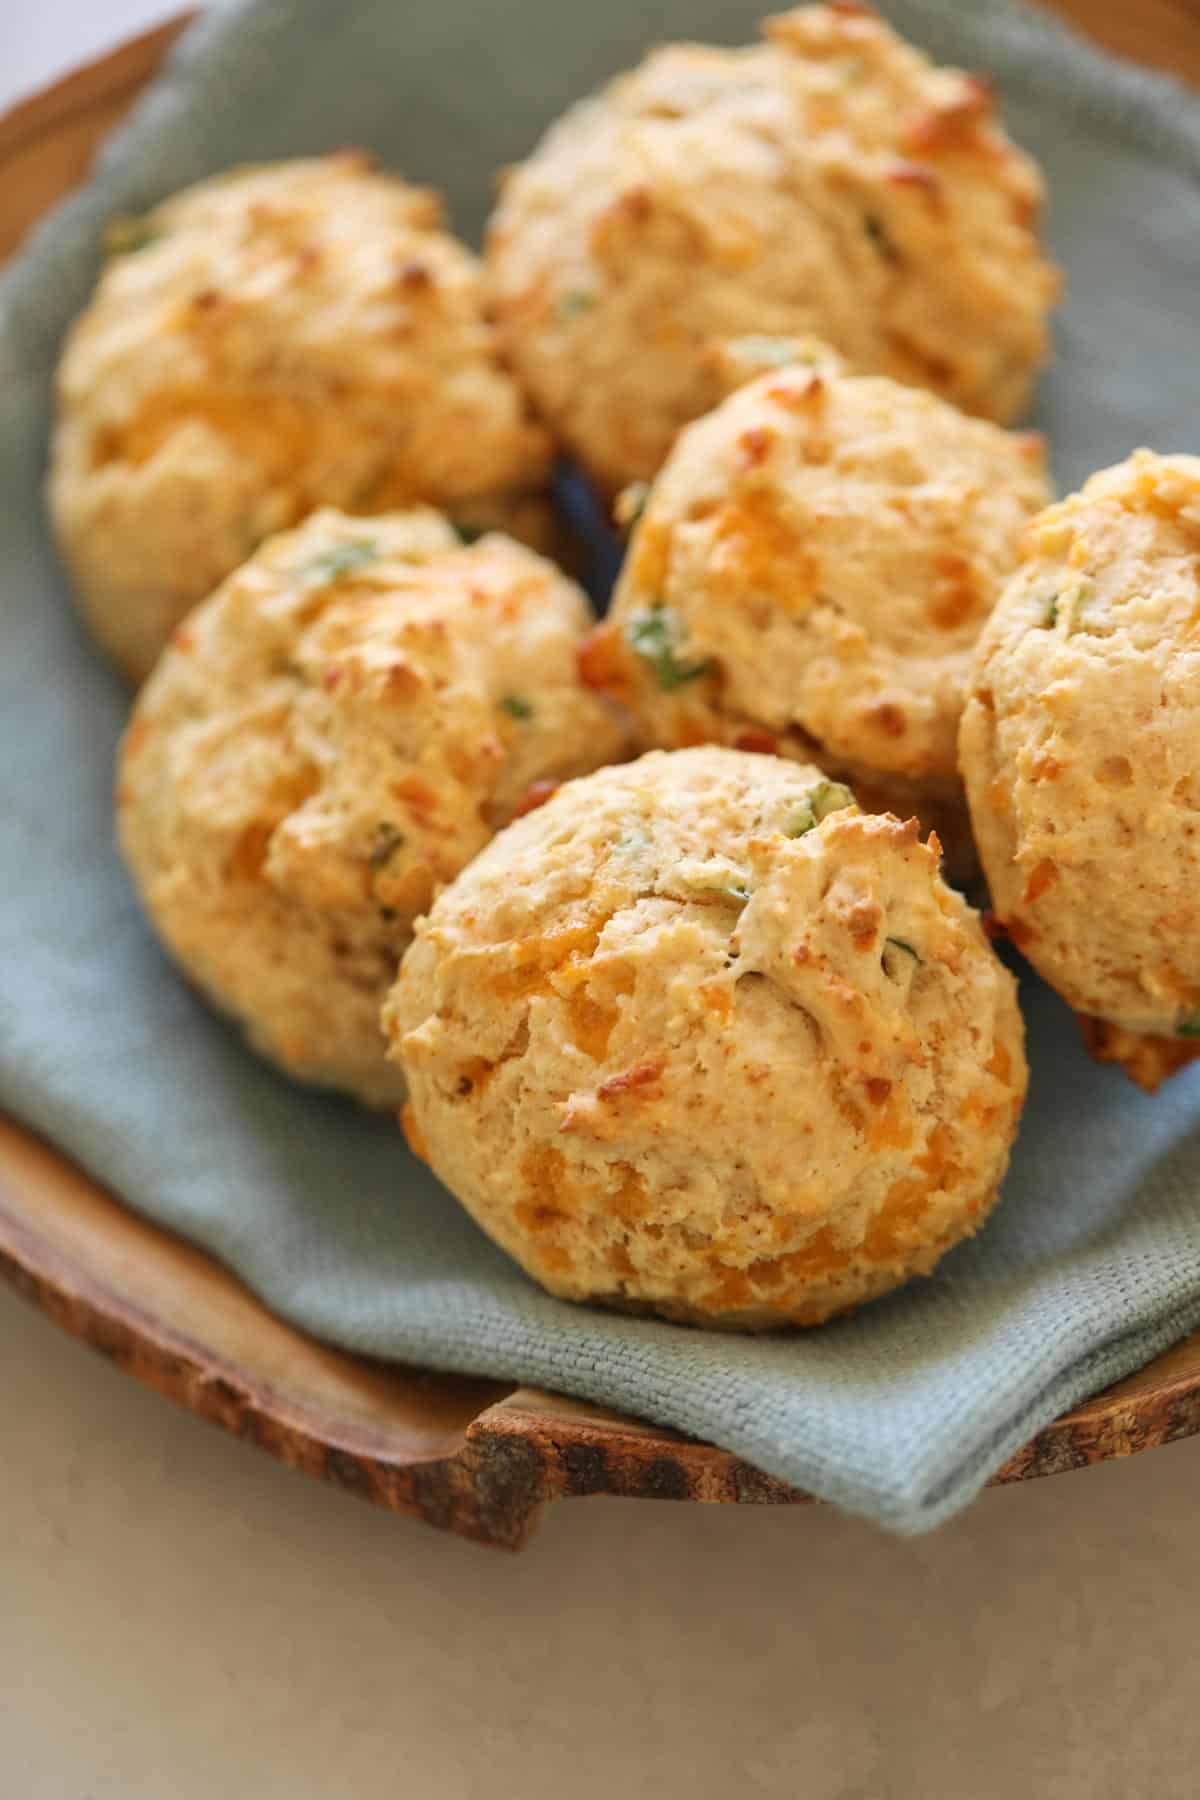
[628,519,672,595]
[566,990,620,1060]
[1022,858,1058,905]
[862,1177,929,1259]
[698,982,733,1023]
[867,1093,913,1153]
[710,490,818,612]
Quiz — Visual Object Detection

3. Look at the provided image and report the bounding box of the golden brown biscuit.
[117,509,627,1106]
[580,349,1050,880]
[50,154,552,680]
[960,450,1200,1091]
[388,748,1026,1327]
[486,3,1058,493]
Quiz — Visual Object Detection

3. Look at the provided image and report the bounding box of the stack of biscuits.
[48,5,1200,1331]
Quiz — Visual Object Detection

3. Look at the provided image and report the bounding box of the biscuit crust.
[961,450,1200,1089]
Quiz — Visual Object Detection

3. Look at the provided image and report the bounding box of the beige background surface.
[5,1283,1200,1799]
[6,9,1200,1797]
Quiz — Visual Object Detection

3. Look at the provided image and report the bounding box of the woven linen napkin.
[3,0,1200,1534]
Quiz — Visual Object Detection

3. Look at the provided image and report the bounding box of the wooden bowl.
[3,6,1200,1551]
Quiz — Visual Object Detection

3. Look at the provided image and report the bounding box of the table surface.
[7,6,1200,1798]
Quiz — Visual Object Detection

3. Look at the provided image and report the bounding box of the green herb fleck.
[348,471,386,509]
[863,214,899,263]
[1040,592,1059,629]
[789,779,855,837]
[1177,1012,1200,1040]
[558,288,596,320]
[727,336,809,370]
[300,540,379,588]
[369,823,406,871]
[811,780,854,821]
[454,520,487,545]
[1065,579,1096,636]
[884,936,922,964]
[715,883,751,907]
[104,214,161,256]
[501,693,534,721]
[624,605,712,692]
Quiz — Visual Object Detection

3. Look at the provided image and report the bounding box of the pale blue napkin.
[3,0,1200,1533]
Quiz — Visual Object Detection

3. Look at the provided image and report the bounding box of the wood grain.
[0,16,193,263]
[5,1113,1200,1547]
[2,3,1200,1548]
[1042,0,1200,85]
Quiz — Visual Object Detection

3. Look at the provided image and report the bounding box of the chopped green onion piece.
[726,336,809,370]
[1177,1012,1200,1039]
[811,780,855,821]
[715,884,751,907]
[501,693,534,721]
[369,823,406,870]
[104,215,161,255]
[789,779,855,836]
[624,605,712,691]
[1040,592,1059,628]
[558,288,596,320]
[863,214,898,262]
[1065,579,1096,636]
[300,540,379,587]
[884,936,921,964]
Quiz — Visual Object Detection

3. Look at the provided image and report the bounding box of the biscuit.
[388,747,1026,1327]
[486,3,1058,493]
[961,449,1200,1091]
[117,509,627,1105]
[580,350,1050,880]
[50,154,552,680]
